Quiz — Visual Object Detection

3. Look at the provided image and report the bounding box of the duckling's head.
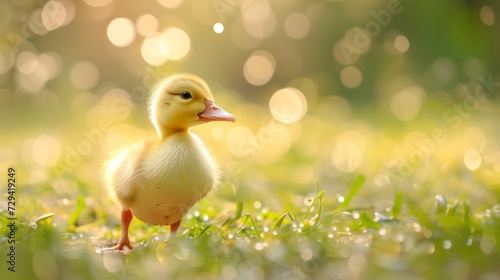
[148,73,235,138]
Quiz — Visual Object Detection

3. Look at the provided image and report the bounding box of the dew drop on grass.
[253,201,262,209]
[338,195,345,203]
[427,242,436,254]
[443,240,452,250]
[397,234,404,242]
[412,222,422,232]
[304,197,314,206]
[467,237,473,246]
[353,212,360,219]
[254,242,266,250]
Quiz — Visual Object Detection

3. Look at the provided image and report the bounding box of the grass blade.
[340,175,365,208]
[392,192,403,218]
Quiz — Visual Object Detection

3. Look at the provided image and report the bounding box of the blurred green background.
[1,0,499,279]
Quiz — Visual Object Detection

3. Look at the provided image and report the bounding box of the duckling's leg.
[169,220,181,236]
[116,209,134,249]
[103,209,134,251]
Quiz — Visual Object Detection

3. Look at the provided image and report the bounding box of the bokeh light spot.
[83,0,112,7]
[103,252,124,273]
[70,61,99,90]
[16,51,38,74]
[158,0,184,9]
[107,17,136,47]
[162,28,191,61]
[464,148,481,171]
[340,66,362,88]
[243,50,275,86]
[492,151,500,172]
[284,13,310,39]
[241,0,276,39]
[33,250,58,280]
[377,139,401,167]
[331,142,363,173]
[141,32,169,66]
[226,126,255,157]
[0,148,17,169]
[33,134,61,167]
[136,14,158,36]
[480,6,495,26]
[394,35,410,53]
[391,87,423,122]
[214,22,224,34]
[269,87,307,124]
[42,1,67,31]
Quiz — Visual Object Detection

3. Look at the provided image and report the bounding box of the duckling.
[103,73,235,251]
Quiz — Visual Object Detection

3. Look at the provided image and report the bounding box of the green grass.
[1,175,499,280]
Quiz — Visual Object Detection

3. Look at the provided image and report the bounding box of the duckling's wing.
[104,141,149,209]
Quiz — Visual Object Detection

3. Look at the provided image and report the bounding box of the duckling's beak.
[198,99,236,122]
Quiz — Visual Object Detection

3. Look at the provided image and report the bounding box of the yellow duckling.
[103,73,235,250]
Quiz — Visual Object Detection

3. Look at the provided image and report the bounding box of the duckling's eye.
[180,91,192,100]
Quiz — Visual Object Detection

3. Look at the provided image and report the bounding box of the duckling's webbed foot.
[102,209,134,252]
